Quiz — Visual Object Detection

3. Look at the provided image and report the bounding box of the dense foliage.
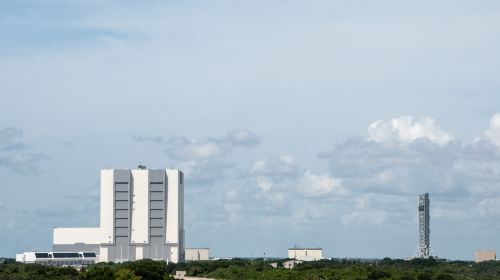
[169,258,500,280]
[0,259,175,280]
[1,257,500,280]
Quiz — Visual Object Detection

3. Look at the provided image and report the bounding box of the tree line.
[1,257,500,280]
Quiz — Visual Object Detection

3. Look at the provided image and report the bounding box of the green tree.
[188,265,204,276]
[436,273,455,280]
[417,272,432,280]
[115,269,141,280]
[366,269,391,280]
[125,259,166,280]
[82,266,114,280]
[398,273,415,280]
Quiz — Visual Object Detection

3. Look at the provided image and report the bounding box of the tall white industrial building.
[53,168,185,263]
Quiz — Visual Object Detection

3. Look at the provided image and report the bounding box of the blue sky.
[1,0,500,260]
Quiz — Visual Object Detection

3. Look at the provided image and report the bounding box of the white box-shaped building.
[185,248,210,261]
[288,248,324,261]
[53,168,184,263]
[475,250,496,262]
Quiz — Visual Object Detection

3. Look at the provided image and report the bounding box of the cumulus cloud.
[133,129,260,161]
[136,115,500,258]
[367,116,453,146]
[483,113,500,148]
[320,113,500,233]
[0,127,23,145]
[226,129,260,147]
[0,127,47,174]
[250,155,299,180]
[133,129,260,186]
[298,171,347,197]
[167,138,224,161]
[256,176,272,192]
[179,159,235,186]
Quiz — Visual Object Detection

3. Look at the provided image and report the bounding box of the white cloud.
[250,155,298,180]
[134,129,260,161]
[226,129,260,147]
[484,113,500,148]
[0,126,47,174]
[0,127,23,145]
[298,171,347,197]
[256,176,272,192]
[169,141,223,161]
[133,129,260,186]
[367,116,453,146]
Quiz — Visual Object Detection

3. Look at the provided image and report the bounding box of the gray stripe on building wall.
[52,244,100,254]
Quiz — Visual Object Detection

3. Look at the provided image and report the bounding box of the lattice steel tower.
[417,193,432,258]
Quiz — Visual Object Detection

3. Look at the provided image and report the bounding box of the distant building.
[185,248,210,261]
[15,251,97,267]
[175,271,187,278]
[288,248,324,261]
[475,250,496,262]
[283,260,303,269]
[53,168,185,263]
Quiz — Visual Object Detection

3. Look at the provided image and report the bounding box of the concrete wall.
[53,244,100,255]
[100,170,114,245]
[131,170,149,244]
[288,249,323,261]
[185,248,209,261]
[475,250,496,262]
[53,228,102,244]
[166,170,184,263]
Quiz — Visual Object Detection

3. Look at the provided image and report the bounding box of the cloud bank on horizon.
[2,113,500,259]
[131,114,500,259]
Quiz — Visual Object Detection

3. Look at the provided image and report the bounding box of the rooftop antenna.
[138,162,147,170]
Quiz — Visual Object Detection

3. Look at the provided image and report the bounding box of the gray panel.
[150,218,164,227]
[108,247,115,261]
[115,201,129,209]
[52,244,100,255]
[148,243,164,260]
[115,210,129,218]
[115,218,129,227]
[150,184,164,192]
[150,201,164,210]
[113,243,131,260]
[150,210,163,218]
[150,192,164,200]
[150,236,164,244]
[115,191,129,200]
[114,170,131,182]
[149,169,165,183]
[150,227,163,236]
[115,228,129,237]
[115,237,129,243]
[115,184,129,191]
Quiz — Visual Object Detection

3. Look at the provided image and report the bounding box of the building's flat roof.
[288,248,322,250]
[186,248,210,250]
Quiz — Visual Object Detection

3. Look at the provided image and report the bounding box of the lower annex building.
[52,167,185,263]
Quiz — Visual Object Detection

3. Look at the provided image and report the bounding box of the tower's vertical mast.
[417,193,431,258]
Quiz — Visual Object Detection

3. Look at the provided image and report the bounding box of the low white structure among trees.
[475,250,496,262]
[185,248,210,261]
[288,248,324,261]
